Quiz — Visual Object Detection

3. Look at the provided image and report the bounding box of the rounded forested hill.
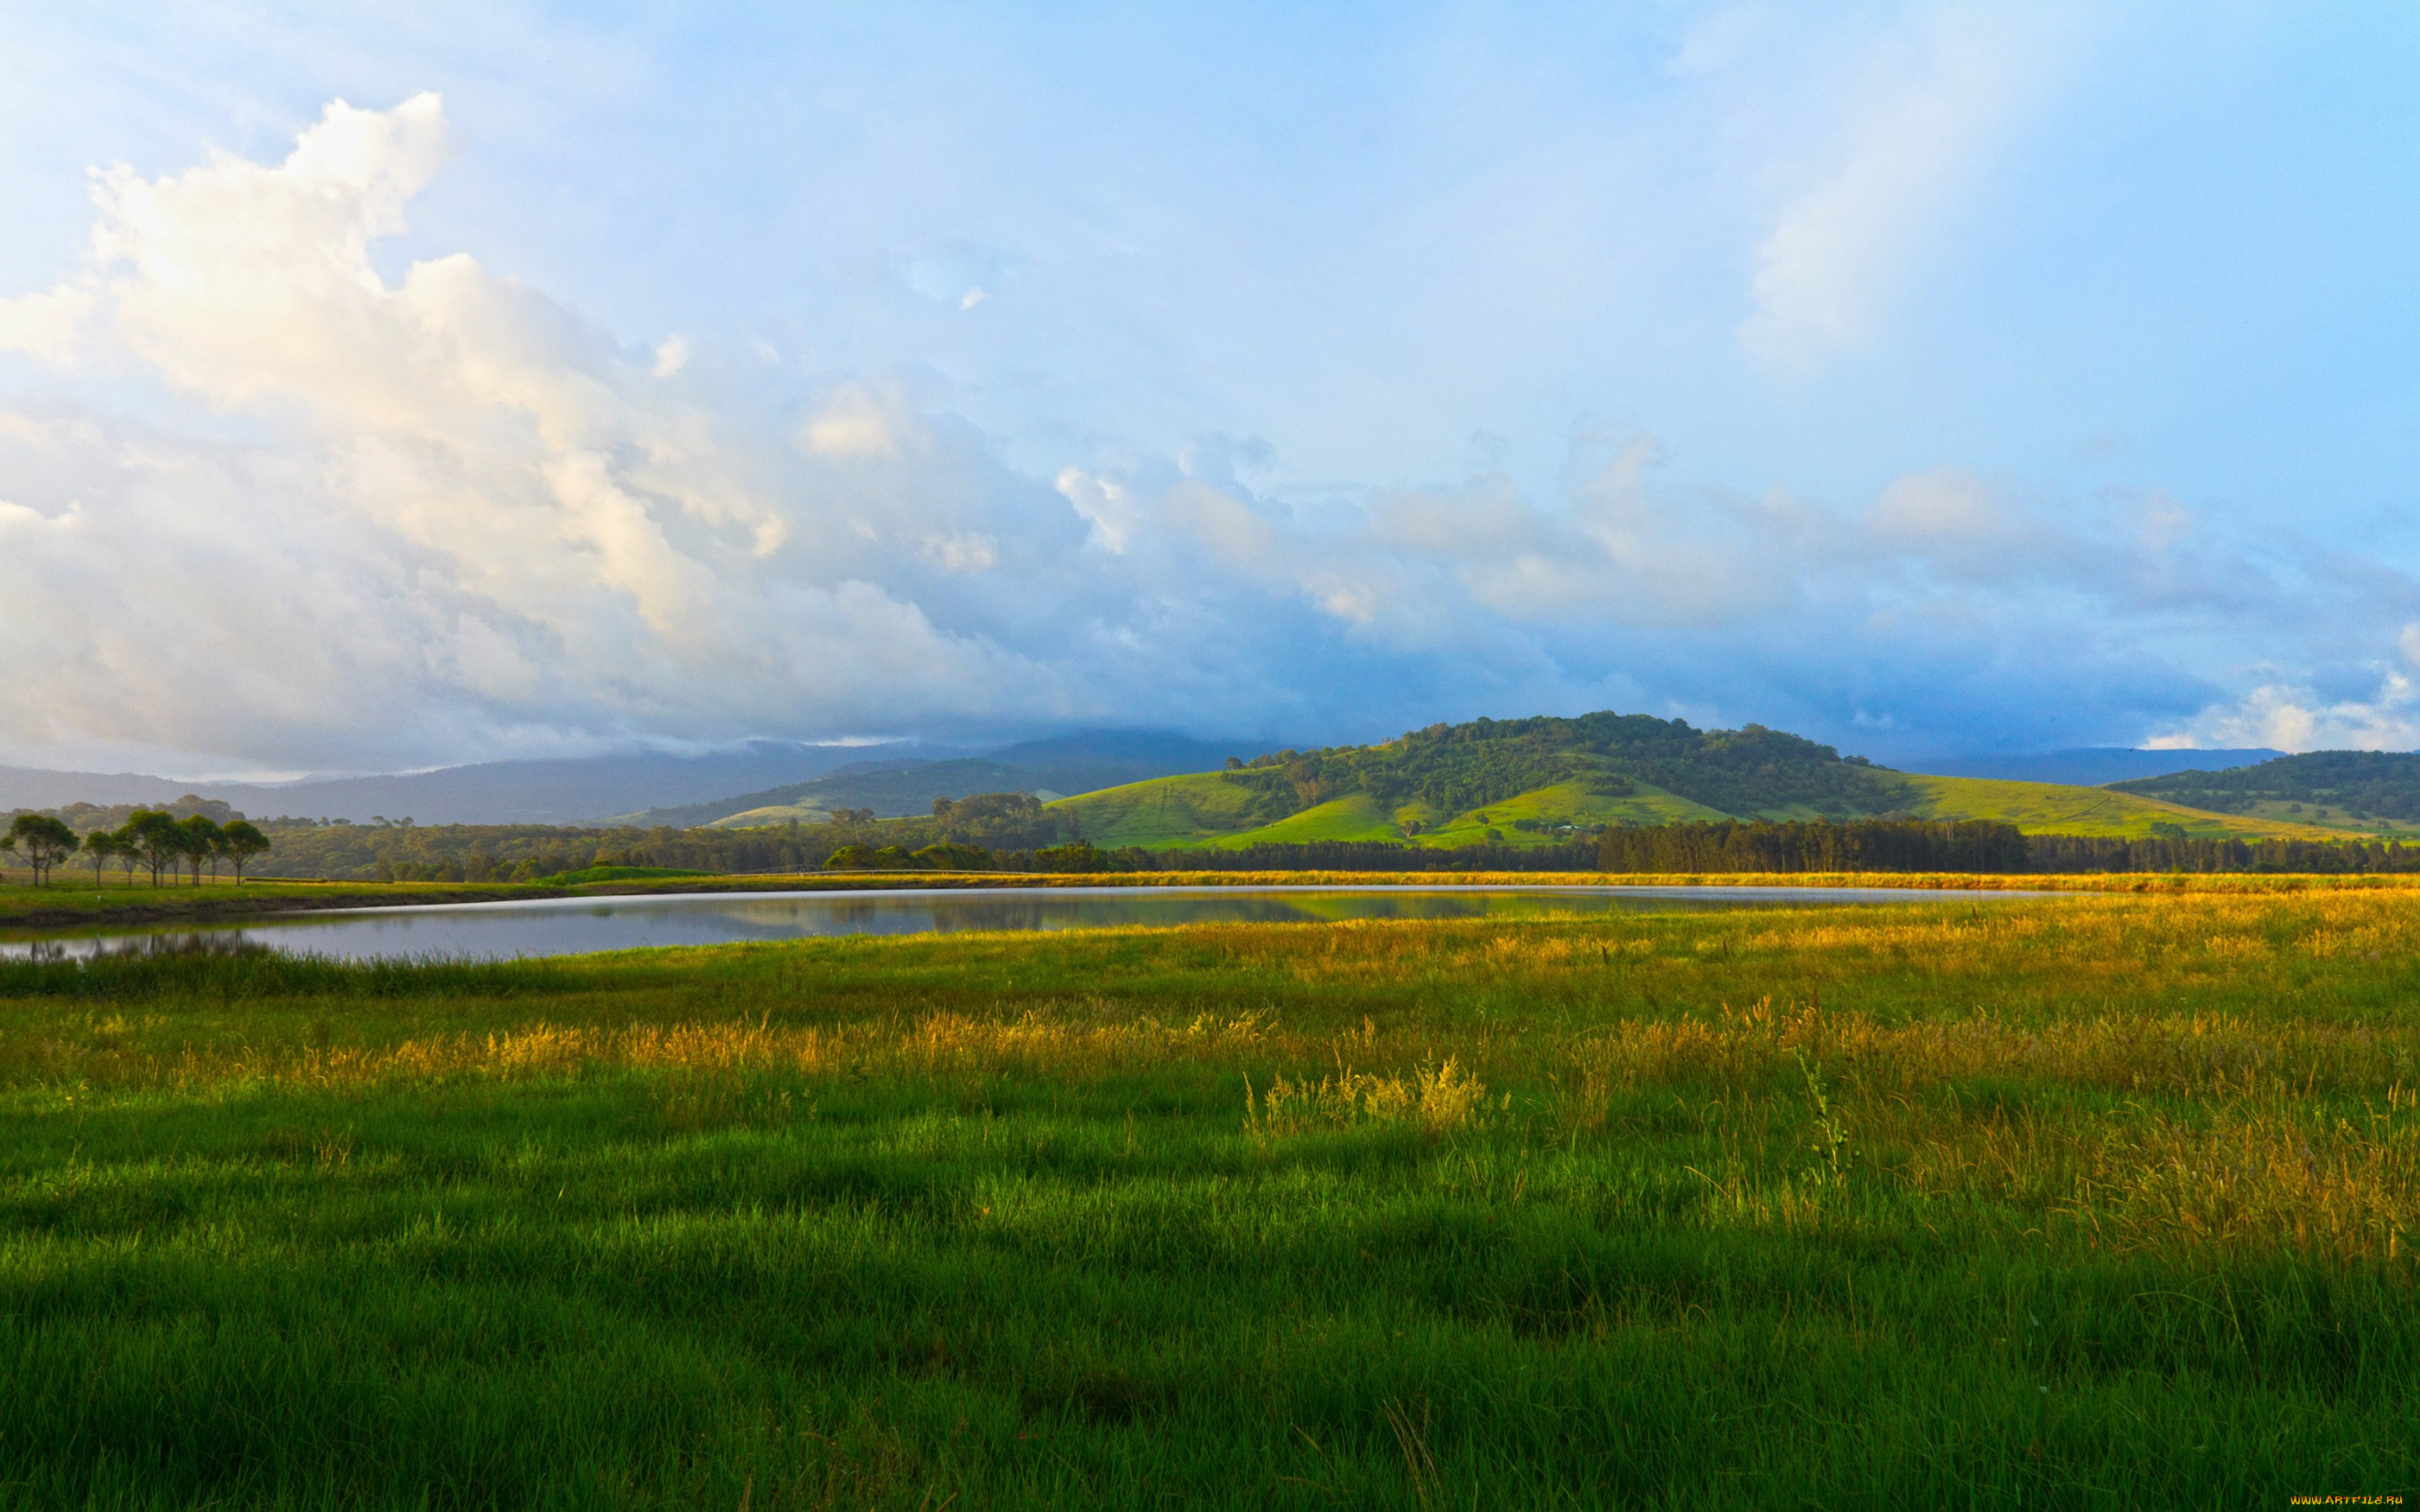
[2109,750,2420,822]
[1220,713,1916,826]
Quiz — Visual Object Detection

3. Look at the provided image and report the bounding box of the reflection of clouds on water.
[1,886,2036,965]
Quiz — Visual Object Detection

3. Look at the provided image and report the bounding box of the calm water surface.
[0,885,2044,964]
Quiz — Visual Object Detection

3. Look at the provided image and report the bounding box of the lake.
[0,884,2043,964]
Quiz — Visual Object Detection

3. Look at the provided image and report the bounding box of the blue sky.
[2,3,2416,775]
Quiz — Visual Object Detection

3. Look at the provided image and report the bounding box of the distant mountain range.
[0,741,932,825]
[0,731,1258,827]
[607,732,1252,828]
[8,726,2406,841]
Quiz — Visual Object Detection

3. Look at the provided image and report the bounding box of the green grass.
[1062,766,2332,851]
[1,892,2417,1505]
[1417,778,1731,847]
[703,801,832,828]
[1052,771,1270,846]
[540,865,714,886]
[1064,772,1739,850]
[1205,792,1403,847]
[0,877,559,929]
[2199,797,2420,838]
[1899,772,2335,838]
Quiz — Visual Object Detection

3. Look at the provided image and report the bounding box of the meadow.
[2,890,2417,1506]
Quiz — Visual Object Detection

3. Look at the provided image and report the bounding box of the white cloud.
[799,381,918,460]
[1736,6,2074,367]
[1057,467,1146,555]
[0,97,1068,766]
[0,92,2395,772]
[2152,663,2420,753]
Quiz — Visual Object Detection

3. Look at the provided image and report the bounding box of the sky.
[1,2,2417,778]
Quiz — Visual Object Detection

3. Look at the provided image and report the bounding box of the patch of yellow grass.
[1248,1057,1489,1139]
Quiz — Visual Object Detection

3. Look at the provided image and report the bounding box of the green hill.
[1898,774,2329,840]
[2109,751,2420,835]
[1043,710,2338,850]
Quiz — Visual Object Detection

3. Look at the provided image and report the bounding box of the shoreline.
[5,866,2418,933]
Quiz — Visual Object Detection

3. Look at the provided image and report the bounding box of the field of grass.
[542,865,715,886]
[2,890,2416,1505]
[705,801,834,829]
[2196,797,2420,839]
[1899,772,2334,839]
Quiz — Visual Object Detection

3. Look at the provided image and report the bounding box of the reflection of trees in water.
[14,931,268,963]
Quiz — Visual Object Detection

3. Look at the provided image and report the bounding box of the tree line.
[961,820,2017,874]
[2023,833,2420,874]
[19,797,2420,885]
[4,810,270,887]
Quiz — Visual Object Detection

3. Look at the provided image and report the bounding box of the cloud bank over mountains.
[1,84,2414,774]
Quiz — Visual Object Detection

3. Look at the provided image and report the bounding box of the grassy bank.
[2,891,2416,1505]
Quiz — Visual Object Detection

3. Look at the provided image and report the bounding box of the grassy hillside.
[1899,774,2336,840]
[1205,794,1403,848]
[1051,772,1271,847]
[1057,765,2328,852]
[2111,751,2420,835]
[1059,773,1738,852]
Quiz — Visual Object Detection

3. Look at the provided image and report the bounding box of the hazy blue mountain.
[981,730,1256,795]
[3,741,965,825]
[2,730,1270,829]
[610,729,1264,828]
[0,766,225,811]
[1914,747,2284,786]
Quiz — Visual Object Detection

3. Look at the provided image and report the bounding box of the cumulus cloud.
[2150,627,2420,753]
[0,97,1070,766]
[0,94,2396,772]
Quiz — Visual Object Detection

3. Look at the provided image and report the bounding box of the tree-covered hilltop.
[2109,751,2420,824]
[1216,712,1915,828]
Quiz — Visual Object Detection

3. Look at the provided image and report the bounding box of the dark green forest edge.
[14,715,2420,887]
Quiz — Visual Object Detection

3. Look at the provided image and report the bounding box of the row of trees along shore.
[670,819,2420,877]
[923,821,2420,876]
[3,810,270,887]
[15,801,2420,883]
